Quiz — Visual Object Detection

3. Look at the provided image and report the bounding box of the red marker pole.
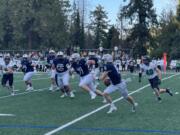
[163,53,167,74]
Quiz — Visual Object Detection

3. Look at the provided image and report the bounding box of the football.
[103,78,111,86]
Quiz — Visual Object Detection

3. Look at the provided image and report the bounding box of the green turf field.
[0,72,179,135]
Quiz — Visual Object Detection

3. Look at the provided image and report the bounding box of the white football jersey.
[140,62,157,79]
[1,61,13,70]
[114,60,121,65]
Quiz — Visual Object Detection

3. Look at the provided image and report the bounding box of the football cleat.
[132,102,138,113]
[11,92,15,96]
[107,106,117,114]
[49,85,55,91]
[60,93,67,98]
[69,92,75,98]
[102,98,107,103]
[91,92,97,100]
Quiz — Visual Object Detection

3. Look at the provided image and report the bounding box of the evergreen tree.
[121,0,157,56]
[90,5,109,48]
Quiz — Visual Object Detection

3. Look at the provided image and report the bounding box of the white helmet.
[23,54,28,58]
[89,52,95,56]
[71,53,80,61]
[4,54,11,60]
[57,51,64,56]
[49,50,55,54]
[5,53,10,57]
[102,54,113,63]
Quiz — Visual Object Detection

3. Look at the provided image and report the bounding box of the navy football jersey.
[21,59,34,73]
[47,55,56,65]
[53,58,69,73]
[71,59,89,77]
[104,63,121,85]
[89,57,99,68]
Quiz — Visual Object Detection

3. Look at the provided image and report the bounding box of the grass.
[0,72,179,135]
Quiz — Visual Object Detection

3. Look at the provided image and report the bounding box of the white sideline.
[44,73,180,135]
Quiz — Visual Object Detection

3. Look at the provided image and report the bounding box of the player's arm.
[51,64,56,70]
[30,61,36,67]
[7,67,13,74]
[3,66,13,74]
[67,62,73,75]
[100,71,109,81]
[87,60,95,65]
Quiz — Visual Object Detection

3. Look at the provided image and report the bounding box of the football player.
[100,54,138,114]
[21,54,35,91]
[52,51,75,98]
[1,54,14,95]
[47,50,57,91]
[114,57,121,73]
[0,53,3,76]
[71,53,104,100]
[88,52,100,87]
[128,58,135,73]
[139,56,173,102]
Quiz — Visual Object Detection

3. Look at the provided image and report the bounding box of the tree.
[70,1,84,49]
[106,26,120,49]
[90,5,109,48]
[121,0,157,56]
[0,0,14,49]
[0,0,71,49]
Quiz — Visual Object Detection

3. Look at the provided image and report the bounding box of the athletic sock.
[110,103,115,108]
[166,88,173,96]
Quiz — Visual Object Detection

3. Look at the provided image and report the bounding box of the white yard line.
[0,88,48,99]
[0,80,79,100]
[15,77,50,83]
[44,73,179,135]
[0,114,15,117]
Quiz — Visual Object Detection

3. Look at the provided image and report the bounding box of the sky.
[72,0,178,24]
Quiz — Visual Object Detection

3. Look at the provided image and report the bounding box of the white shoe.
[55,86,59,91]
[132,102,138,112]
[107,106,117,114]
[102,98,107,103]
[60,93,67,98]
[49,86,54,91]
[91,93,97,100]
[26,87,34,91]
[70,92,75,98]
[11,92,15,96]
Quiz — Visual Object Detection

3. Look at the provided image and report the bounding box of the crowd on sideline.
[0,50,180,74]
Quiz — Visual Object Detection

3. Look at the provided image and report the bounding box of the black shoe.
[166,88,173,96]
[157,97,162,103]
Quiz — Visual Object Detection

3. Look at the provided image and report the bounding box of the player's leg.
[49,69,56,91]
[119,81,138,112]
[56,74,67,97]
[8,74,14,95]
[103,85,118,113]
[1,74,7,87]
[62,72,75,98]
[23,72,34,91]
[94,68,100,87]
[151,77,173,102]
[88,81,103,97]
[79,75,97,99]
